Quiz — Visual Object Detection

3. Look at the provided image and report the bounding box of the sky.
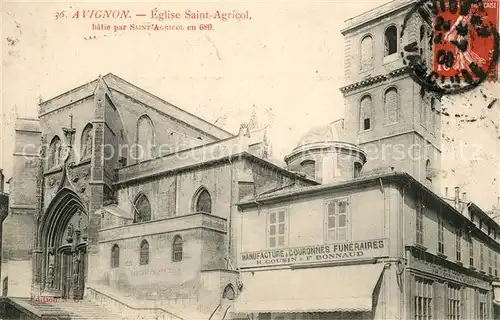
[1,0,499,210]
[0,0,390,178]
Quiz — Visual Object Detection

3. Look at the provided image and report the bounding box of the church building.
[1,0,500,319]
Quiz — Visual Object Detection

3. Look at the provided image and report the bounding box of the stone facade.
[1,73,316,318]
[340,0,442,193]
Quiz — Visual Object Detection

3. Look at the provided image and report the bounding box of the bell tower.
[340,0,441,191]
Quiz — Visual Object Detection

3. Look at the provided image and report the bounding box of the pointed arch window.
[172,235,183,262]
[360,95,373,131]
[49,136,63,168]
[139,239,149,265]
[360,35,374,70]
[137,115,155,162]
[111,244,120,268]
[194,188,212,213]
[81,123,93,160]
[384,87,399,124]
[384,25,398,56]
[222,284,235,300]
[133,193,151,223]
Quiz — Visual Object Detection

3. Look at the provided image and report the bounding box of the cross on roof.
[62,113,76,146]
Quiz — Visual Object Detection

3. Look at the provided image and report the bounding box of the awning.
[233,263,385,313]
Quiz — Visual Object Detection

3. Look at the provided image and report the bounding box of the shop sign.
[409,254,490,290]
[239,238,388,268]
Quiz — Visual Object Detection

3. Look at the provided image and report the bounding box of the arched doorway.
[39,188,88,300]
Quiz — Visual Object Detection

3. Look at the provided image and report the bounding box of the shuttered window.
[268,209,287,248]
[326,199,349,242]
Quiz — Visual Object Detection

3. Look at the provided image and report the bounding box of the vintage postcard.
[1,0,499,319]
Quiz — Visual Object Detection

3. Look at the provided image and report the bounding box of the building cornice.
[339,66,410,95]
[115,151,317,188]
[341,0,415,35]
[284,141,367,164]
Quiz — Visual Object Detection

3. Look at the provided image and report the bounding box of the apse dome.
[285,120,366,184]
[296,123,353,149]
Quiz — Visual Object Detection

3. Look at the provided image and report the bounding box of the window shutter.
[266,211,270,248]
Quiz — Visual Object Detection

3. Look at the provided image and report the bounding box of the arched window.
[111,244,120,268]
[172,235,183,262]
[300,160,316,178]
[222,284,235,300]
[360,95,373,131]
[194,188,212,213]
[384,87,399,124]
[354,162,363,178]
[430,97,437,130]
[139,239,149,265]
[384,25,398,56]
[360,35,374,70]
[81,123,93,160]
[425,159,433,182]
[420,25,427,64]
[137,115,155,162]
[49,136,62,168]
[133,193,151,223]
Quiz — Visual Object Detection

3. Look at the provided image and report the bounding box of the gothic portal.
[38,188,88,300]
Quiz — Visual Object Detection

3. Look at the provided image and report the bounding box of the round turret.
[284,121,366,183]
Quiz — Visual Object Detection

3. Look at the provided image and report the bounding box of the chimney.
[445,187,448,197]
[0,169,4,193]
[462,192,467,202]
[455,186,460,208]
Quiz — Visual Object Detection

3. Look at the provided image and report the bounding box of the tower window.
[430,98,437,131]
[360,95,373,131]
[354,162,362,178]
[300,160,315,178]
[360,35,374,70]
[384,25,398,56]
[384,87,399,124]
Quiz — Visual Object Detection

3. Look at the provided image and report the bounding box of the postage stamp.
[402,0,499,95]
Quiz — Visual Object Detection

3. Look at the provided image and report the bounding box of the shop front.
[232,239,391,320]
[406,247,492,320]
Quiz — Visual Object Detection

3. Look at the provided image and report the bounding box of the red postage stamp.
[433,0,499,82]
